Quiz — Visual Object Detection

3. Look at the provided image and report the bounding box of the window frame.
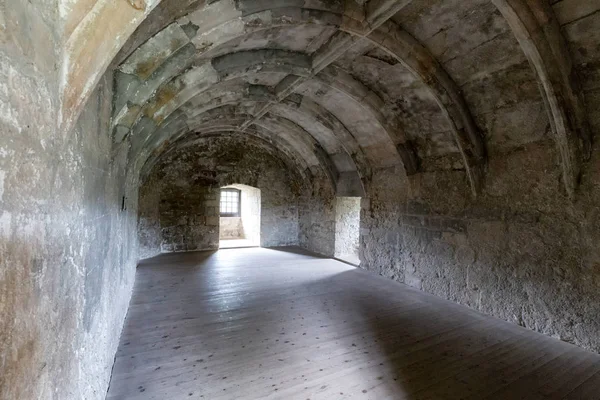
[219,188,241,217]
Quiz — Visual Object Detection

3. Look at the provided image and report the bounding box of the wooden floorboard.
[107,247,600,399]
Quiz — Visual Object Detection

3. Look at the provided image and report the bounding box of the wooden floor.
[219,239,258,249]
[107,247,600,400]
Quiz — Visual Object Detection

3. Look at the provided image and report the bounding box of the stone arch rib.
[366,21,487,196]
[493,0,592,198]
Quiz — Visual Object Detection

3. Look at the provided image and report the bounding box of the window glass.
[220,189,241,216]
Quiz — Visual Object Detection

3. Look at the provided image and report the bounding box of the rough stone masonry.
[1,0,600,399]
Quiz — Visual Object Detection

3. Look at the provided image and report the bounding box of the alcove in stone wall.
[335,197,361,265]
[219,184,261,247]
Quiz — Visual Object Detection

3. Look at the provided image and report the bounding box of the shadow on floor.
[265,245,329,258]
[331,268,598,399]
[138,249,218,267]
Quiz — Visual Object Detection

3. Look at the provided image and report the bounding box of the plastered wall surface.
[0,6,138,397]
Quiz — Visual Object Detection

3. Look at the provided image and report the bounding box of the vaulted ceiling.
[93,0,597,198]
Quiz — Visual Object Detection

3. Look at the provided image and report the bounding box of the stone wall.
[3,8,598,400]
[0,7,139,397]
[219,217,243,239]
[160,183,219,252]
[138,174,219,255]
[138,179,161,260]
[360,139,600,353]
[298,179,336,257]
[334,197,361,264]
[137,135,306,254]
[238,185,261,245]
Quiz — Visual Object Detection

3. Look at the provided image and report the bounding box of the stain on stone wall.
[0,31,138,400]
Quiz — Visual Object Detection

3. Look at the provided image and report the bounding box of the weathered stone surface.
[0,52,137,400]
[360,139,600,352]
[219,216,243,239]
[298,179,336,257]
[3,1,600,398]
[334,196,361,263]
[137,135,319,256]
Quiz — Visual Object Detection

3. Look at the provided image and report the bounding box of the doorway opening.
[334,197,361,265]
[219,184,261,249]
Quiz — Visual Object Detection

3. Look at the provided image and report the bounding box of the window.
[220,189,241,217]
